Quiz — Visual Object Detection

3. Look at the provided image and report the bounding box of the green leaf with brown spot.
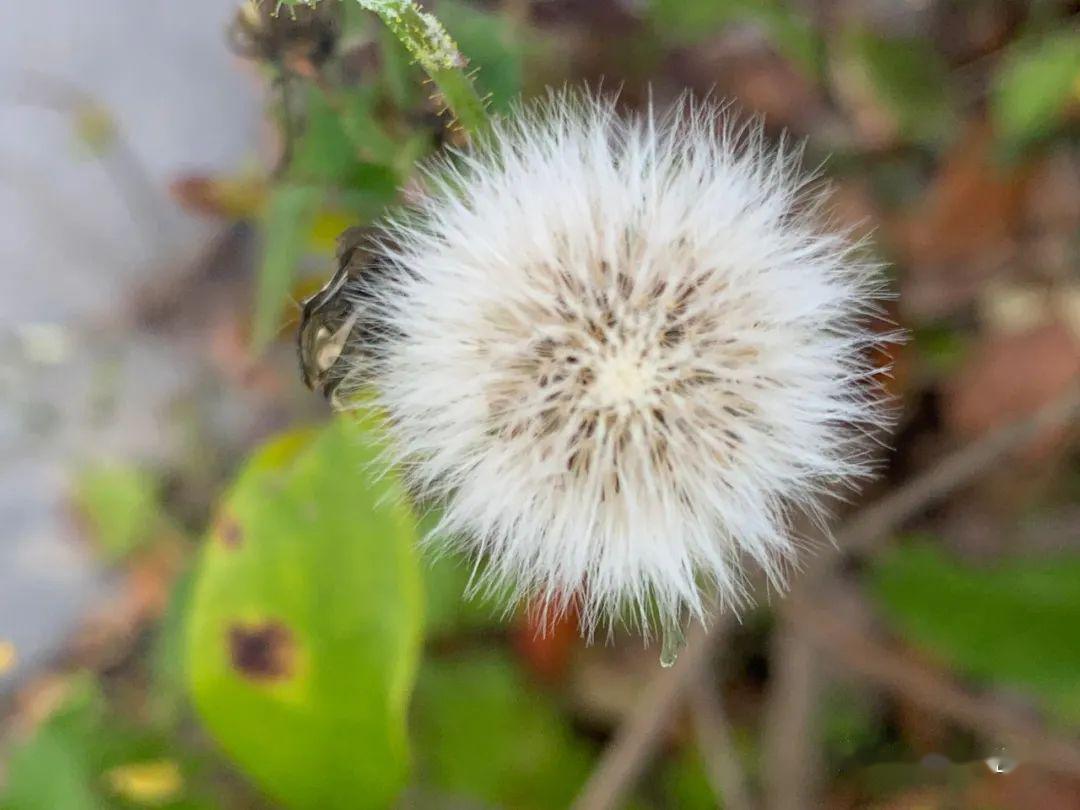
[185,415,422,810]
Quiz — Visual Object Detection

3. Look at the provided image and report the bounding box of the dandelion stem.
[352,0,490,136]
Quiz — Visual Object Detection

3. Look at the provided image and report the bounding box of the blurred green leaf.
[439,0,523,111]
[377,21,416,110]
[0,677,201,810]
[649,0,820,75]
[74,464,161,561]
[659,747,715,810]
[252,184,321,352]
[422,553,506,638]
[186,415,423,810]
[288,87,402,214]
[913,322,969,378]
[150,567,196,730]
[0,679,105,810]
[992,30,1080,153]
[330,86,399,169]
[417,510,507,637]
[413,653,593,809]
[844,32,956,144]
[873,544,1080,725]
[820,687,888,768]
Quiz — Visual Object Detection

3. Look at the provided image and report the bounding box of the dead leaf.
[105,760,183,806]
[513,600,580,684]
[943,321,1079,459]
[895,122,1031,319]
[0,639,17,677]
[170,174,266,220]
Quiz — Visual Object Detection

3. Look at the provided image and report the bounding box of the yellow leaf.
[105,760,183,806]
[0,639,17,676]
[309,210,356,254]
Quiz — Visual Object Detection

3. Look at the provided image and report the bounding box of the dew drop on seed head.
[659,622,685,668]
[985,755,1017,774]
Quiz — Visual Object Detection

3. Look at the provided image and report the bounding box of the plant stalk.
[353,0,490,136]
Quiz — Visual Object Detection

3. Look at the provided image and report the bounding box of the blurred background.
[0,1,1077,808]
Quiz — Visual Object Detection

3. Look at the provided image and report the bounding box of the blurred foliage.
[874,543,1080,725]
[992,28,1080,155]
[74,464,167,561]
[421,549,506,638]
[252,186,322,351]
[840,31,957,145]
[413,653,594,808]
[439,0,524,110]
[0,677,212,810]
[186,417,422,809]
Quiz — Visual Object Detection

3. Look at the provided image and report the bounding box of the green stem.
[353,0,490,136]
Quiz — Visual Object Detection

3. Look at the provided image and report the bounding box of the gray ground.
[0,0,260,689]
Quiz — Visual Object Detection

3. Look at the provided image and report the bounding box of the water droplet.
[985,755,1016,774]
[659,622,685,668]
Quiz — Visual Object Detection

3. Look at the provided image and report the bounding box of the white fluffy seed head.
[343,90,894,637]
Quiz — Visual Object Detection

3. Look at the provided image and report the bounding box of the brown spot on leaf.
[215,513,244,550]
[228,621,295,681]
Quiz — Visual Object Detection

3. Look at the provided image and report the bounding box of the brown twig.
[569,620,725,810]
[761,384,1079,805]
[690,653,754,810]
[571,386,1080,809]
[836,384,1079,558]
[761,617,822,810]
[794,590,1080,777]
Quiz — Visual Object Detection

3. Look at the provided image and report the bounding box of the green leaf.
[416,509,507,637]
[0,673,220,810]
[992,30,1080,153]
[413,653,594,809]
[251,184,321,352]
[422,553,506,638]
[288,86,405,217]
[0,679,106,810]
[438,0,523,111]
[185,415,423,810]
[873,544,1080,725]
[150,567,197,730]
[74,464,161,561]
[844,32,956,144]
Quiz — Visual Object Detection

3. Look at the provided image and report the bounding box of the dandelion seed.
[337,90,894,637]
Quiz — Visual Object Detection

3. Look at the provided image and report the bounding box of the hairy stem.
[354,0,490,135]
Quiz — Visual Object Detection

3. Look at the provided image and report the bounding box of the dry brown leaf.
[895,122,1030,319]
[512,600,581,684]
[943,321,1080,459]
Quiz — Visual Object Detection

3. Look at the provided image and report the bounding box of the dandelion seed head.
[342,90,895,636]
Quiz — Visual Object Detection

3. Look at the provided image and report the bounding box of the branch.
[761,620,822,810]
[760,385,1079,804]
[690,658,754,810]
[794,590,1080,777]
[837,384,1079,557]
[571,386,1080,809]
[569,621,725,810]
